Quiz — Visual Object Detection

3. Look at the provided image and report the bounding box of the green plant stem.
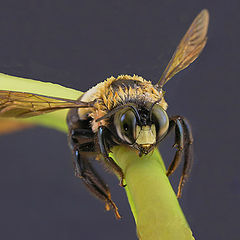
[111,146,194,240]
[0,73,195,240]
[0,73,82,98]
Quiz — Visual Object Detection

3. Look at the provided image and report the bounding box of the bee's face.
[114,104,169,155]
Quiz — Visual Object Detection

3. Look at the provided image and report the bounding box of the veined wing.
[0,90,93,118]
[157,9,209,88]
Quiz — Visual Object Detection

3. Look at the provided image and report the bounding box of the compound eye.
[151,105,169,140]
[115,109,136,144]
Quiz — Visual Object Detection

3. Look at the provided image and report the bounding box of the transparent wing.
[0,90,93,118]
[157,9,209,88]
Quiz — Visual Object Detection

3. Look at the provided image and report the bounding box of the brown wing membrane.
[156,9,209,88]
[0,90,93,118]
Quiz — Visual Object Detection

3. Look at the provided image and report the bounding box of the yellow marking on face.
[135,125,156,145]
[141,144,151,148]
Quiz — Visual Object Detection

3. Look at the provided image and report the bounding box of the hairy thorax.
[78,75,168,133]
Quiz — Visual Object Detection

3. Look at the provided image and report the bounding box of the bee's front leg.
[166,117,184,177]
[97,126,126,187]
[165,116,194,198]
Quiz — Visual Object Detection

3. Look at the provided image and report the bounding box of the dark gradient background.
[0,1,239,239]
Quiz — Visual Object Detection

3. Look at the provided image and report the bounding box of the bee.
[0,10,209,219]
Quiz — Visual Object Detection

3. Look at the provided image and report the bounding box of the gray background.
[0,0,239,239]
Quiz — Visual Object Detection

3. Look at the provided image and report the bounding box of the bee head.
[113,103,169,155]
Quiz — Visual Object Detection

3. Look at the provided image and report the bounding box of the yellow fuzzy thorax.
[80,75,168,132]
[95,75,167,111]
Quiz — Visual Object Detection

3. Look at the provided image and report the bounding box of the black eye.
[114,109,136,144]
[151,105,169,140]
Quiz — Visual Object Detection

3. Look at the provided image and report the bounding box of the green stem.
[111,146,194,240]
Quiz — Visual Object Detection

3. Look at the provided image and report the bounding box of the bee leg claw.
[119,178,127,187]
